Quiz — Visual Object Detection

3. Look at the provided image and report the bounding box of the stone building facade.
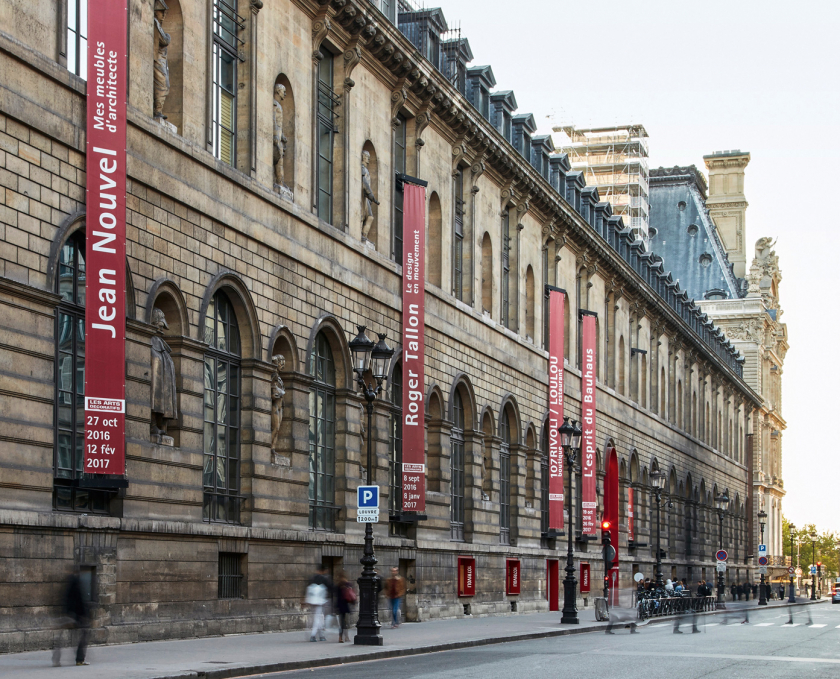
[649,155,788,583]
[0,0,761,652]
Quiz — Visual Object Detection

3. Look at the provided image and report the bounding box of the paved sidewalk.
[0,599,825,679]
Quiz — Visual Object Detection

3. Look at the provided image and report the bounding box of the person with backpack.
[335,571,355,643]
[305,564,331,642]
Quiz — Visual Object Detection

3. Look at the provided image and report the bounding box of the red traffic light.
[601,520,611,530]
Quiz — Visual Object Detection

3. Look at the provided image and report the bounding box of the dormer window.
[441,37,473,95]
[466,66,496,121]
[491,91,517,144]
[511,113,537,163]
[399,8,448,73]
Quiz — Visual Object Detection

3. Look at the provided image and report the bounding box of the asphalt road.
[260,603,840,679]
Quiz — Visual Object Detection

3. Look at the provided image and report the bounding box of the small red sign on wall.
[458,557,476,597]
[506,559,521,595]
[580,562,591,593]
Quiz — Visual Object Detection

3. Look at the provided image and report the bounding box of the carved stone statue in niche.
[150,307,177,445]
[272,84,292,200]
[270,354,286,458]
[153,0,171,122]
[361,150,379,242]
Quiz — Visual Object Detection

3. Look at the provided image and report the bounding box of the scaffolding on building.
[554,124,650,243]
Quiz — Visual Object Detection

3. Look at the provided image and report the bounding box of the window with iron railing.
[393,113,407,262]
[450,390,465,541]
[218,553,243,598]
[500,410,511,545]
[211,0,244,166]
[309,333,337,531]
[540,424,549,536]
[317,52,339,224]
[501,212,511,328]
[389,364,408,538]
[53,231,111,514]
[203,291,242,524]
[453,169,464,300]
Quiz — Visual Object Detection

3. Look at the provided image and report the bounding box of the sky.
[437,0,840,533]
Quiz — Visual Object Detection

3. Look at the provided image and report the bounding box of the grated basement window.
[218,553,243,599]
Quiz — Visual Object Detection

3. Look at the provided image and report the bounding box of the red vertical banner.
[401,181,427,512]
[506,559,521,595]
[580,563,591,593]
[580,312,597,537]
[84,0,128,476]
[628,487,635,542]
[547,287,566,531]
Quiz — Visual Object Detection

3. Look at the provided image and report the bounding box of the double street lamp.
[650,469,667,590]
[348,326,394,646]
[810,532,818,601]
[788,522,796,603]
[757,509,768,606]
[715,490,730,607]
[558,416,582,625]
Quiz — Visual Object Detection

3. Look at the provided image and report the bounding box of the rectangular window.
[317,52,337,224]
[393,113,407,262]
[540,434,549,536]
[211,0,243,166]
[501,212,511,328]
[503,113,512,143]
[380,0,396,22]
[67,0,88,79]
[542,245,549,348]
[218,553,243,598]
[480,88,490,119]
[308,385,336,530]
[453,169,464,300]
[500,446,511,545]
[521,132,531,162]
[203,354,241,523]
[426,30,440,69]
[450,393,466,541]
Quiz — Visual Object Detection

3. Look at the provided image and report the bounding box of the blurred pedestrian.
[335,571,355,643]
[384,567,405,628]
[305,564,331,642]
[52,567,90,667]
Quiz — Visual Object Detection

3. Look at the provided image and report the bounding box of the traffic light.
[601,520,611,545]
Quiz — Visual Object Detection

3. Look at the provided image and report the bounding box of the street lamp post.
[788,523,796,603]
[715,490,730,608]
[650,470,667,591]
[348,327,394,646]
[758,509,768,606]
[810,532,818,601]
[558,417,582,625]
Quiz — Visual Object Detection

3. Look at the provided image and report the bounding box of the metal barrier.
[637,595,716,620]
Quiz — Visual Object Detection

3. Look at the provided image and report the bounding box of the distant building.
[554,125,651,243]
[649,156,788,580]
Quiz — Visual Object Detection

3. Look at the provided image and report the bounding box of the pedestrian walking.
[305,564,332,642]
[384,567,406,628]
[335,571,355,643]
[778,584,785,600]
[52,567,90,667]
[729,583,737,601]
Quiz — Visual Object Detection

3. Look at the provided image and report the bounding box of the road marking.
[836,624,840,628]
[592,650,840,665]
[781,623,801,627]
[810,624,826,628]
[754,623,775,626]
[704,623,719,627]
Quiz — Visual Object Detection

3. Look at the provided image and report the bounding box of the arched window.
[450,390,465,541]
[389,364,406,537]
[499,408,512,545]
[309,332,336,530]
[203,291,242,523]
[54,232,110,513]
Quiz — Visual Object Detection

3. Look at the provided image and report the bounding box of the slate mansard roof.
[649,166,743,302]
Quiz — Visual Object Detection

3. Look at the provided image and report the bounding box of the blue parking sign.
[358,485,379,509]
